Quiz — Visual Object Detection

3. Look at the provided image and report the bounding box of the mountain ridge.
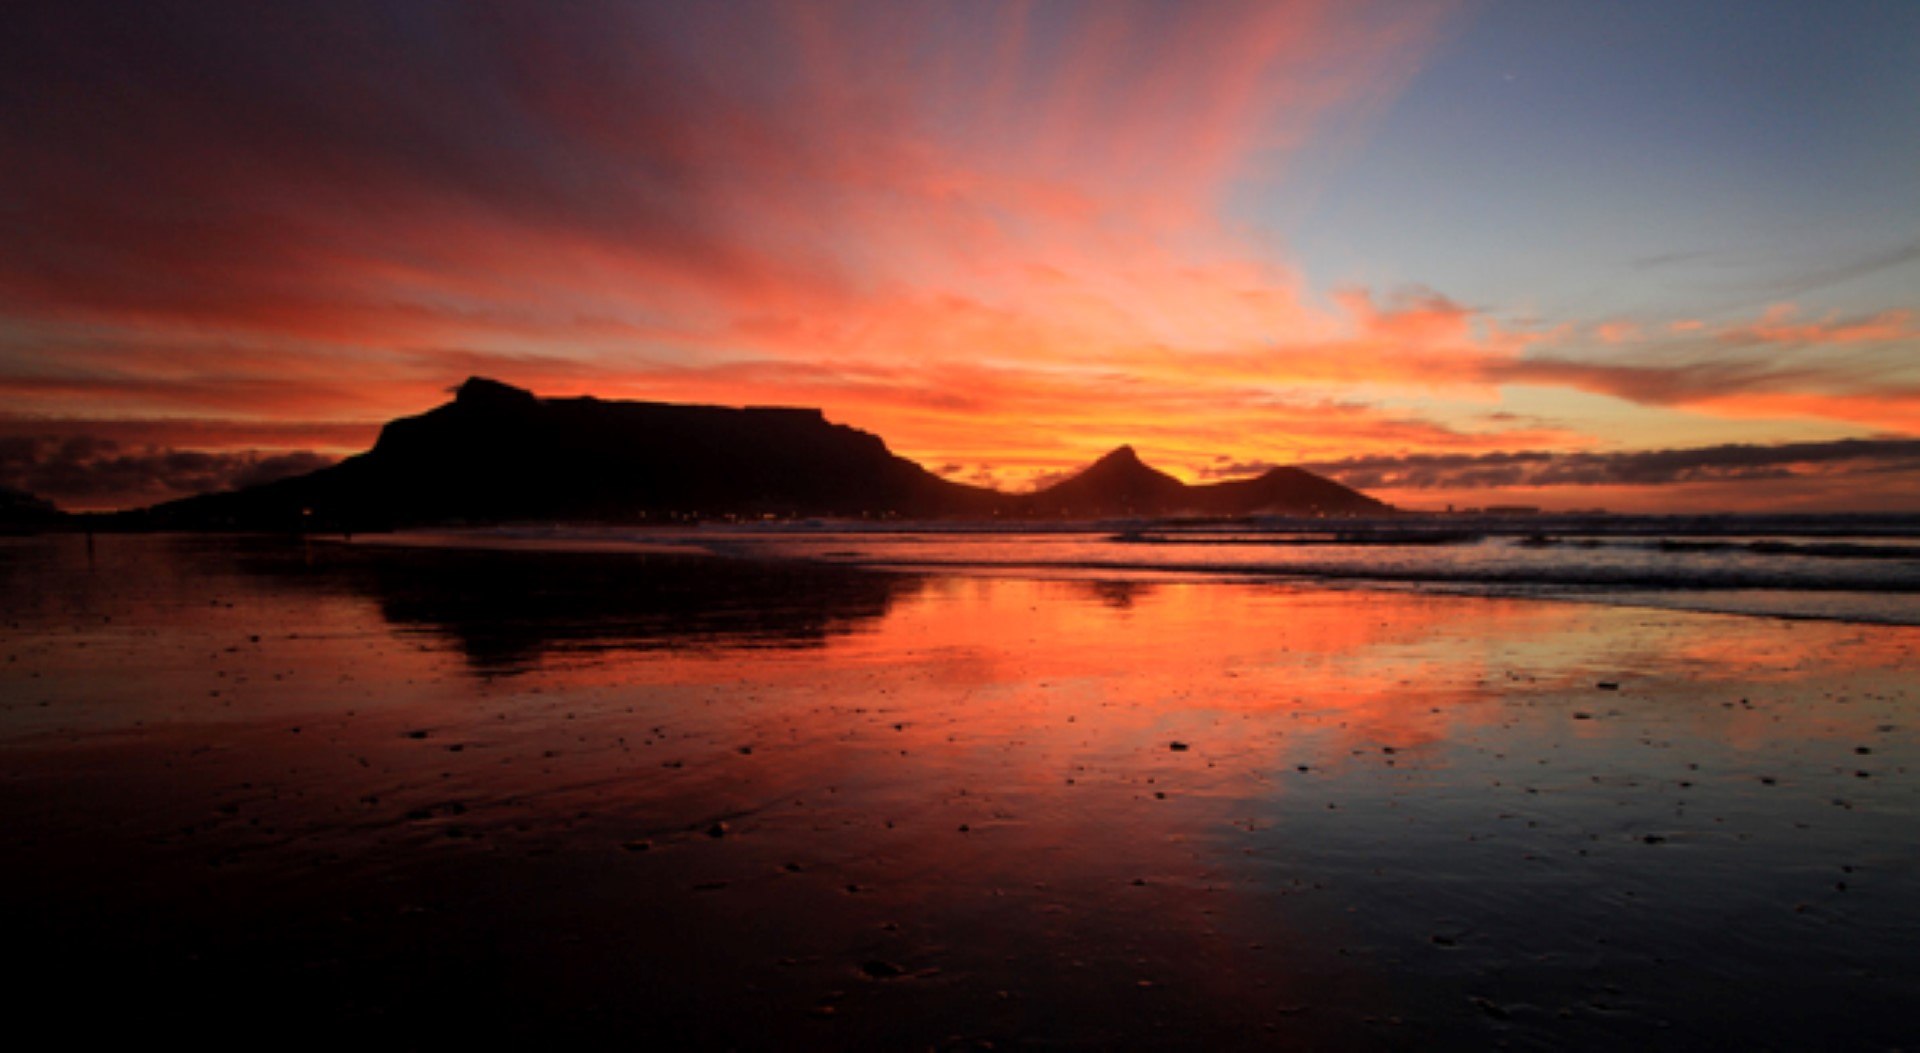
[110,378,1394,528]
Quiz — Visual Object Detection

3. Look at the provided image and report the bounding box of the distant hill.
[1016,445,1394,518]
[1018,446,1187,517]
[0,485,64,532]
[1183,464,1396,517]
[111,378,1393,528]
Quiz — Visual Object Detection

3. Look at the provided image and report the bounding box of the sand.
[3,533,1916,1048]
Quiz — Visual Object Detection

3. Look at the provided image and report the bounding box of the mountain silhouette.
[1016,446,1191,517]
[1013,445,1393,518]
[129,377,995,529]
[1186,464,1395,517]
[0,485,63,532]
[115,378,1392,528]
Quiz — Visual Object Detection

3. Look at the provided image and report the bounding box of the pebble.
[1469,996,1511,1019]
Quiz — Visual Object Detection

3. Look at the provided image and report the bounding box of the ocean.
[422,513,1920,626]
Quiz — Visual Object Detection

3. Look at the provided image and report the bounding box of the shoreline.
[322,524,1920,628]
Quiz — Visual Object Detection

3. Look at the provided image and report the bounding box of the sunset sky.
[3,0,1917,512]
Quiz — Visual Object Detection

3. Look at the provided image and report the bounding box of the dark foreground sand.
[3,534,1916,1049]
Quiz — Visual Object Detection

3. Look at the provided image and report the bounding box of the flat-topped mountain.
[129,377,997,528]
[117,378,1393,528]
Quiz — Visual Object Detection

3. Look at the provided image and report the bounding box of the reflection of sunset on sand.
[3,535,1915,1046]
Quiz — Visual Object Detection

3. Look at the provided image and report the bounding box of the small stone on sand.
[1470,996,1511,1019]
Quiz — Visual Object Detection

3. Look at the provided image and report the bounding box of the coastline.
[332,520,1920,628]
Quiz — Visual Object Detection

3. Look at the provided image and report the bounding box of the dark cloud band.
[1301,438,1920,490]
[0,436,335,511]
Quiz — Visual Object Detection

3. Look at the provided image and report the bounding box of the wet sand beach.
[3,534,1916,1049]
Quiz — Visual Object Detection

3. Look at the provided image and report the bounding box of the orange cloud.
[1592,321,1641,344]
[1732,305,1913,346]
[1495,304,1920,434]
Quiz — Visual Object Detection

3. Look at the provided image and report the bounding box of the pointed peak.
[1072,444,1180,486]
[453,377,538,408]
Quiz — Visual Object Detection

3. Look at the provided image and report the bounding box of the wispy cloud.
[1621,237,1920,312]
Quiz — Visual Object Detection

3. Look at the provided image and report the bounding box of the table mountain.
[118,378,1393,528]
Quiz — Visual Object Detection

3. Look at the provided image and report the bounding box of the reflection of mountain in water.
[237,544,922,674]
[1076,579,1157,610]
